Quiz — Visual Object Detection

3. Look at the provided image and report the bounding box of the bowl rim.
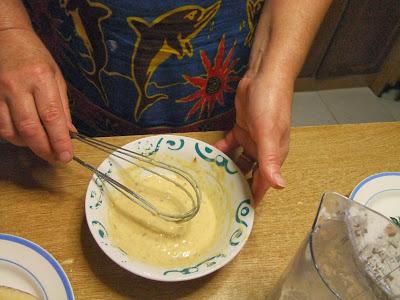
[84,134,254,282]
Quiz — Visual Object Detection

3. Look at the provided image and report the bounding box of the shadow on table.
[80,217,215,299]
[0,142,56,190]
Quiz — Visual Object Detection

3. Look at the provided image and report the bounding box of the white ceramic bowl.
[85,134,254,281]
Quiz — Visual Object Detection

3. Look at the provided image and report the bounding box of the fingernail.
[59,151,72,163]
[273,173,286,188]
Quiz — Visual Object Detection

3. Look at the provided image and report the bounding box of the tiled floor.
[292,87,400,127]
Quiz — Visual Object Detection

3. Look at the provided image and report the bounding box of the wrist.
[0,24,33,33]
[0,0,33,32]
[256,38,305,88]
[257,68,296,92]
[250,69,295,109]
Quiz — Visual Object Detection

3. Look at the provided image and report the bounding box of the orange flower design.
[177,36,240,120]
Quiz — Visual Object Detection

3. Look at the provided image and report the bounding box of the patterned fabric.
[23,0,264,136]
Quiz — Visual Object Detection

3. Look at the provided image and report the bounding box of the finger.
[220,126,258,174]
[236,155,255,175]
[257,132,286,189]
[214,130,240,153]
[0,100,26,146]
[251,168,271,204]
[233,125,257,158]
[6,93,55,162]
[34,75,73,163]
[55,72,76,132]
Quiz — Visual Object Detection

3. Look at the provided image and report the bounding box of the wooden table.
[1,122,399,299]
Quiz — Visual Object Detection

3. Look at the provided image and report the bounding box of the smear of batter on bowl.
[107,156,230,268]
[0,286,38,300]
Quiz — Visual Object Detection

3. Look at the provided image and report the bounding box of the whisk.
[71,132,201,222]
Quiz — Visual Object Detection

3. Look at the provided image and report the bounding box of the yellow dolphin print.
[60,0,112,105]
[245,0,264,46]
[127,1,221,121]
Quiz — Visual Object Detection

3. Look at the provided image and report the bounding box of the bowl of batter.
[85,134,254,281]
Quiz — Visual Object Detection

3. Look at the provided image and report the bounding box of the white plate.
[350,172,400,225]
[85,134,254,282]
[0,234,74,300]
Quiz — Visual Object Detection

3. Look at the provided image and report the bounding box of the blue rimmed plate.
[0,234,74,300]
[350,172,400,225]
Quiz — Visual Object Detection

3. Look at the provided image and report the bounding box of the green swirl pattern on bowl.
[88,160,112,210]
[163,254,226,275]
[85,134,254,282]
[229,199,251,246]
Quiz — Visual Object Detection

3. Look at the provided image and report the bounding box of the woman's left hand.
[215,72,292,203]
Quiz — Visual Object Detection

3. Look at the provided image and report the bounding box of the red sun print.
[177,36,240,120]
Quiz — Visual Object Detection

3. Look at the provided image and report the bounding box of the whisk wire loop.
[71,132,201,222]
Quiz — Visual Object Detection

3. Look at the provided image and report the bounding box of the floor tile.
[380,97,400,121]
[381,87,400,101]
[292,91,337,127]
[318,87,395,124]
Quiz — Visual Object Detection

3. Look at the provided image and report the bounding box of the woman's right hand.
[0,28,74,163]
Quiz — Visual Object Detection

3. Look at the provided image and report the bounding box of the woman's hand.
[215,72,292,203]
[216,0,331,203]
[0,28,74,163]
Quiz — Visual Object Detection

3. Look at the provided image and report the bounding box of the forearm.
[0,0,32,31]
[253,0,332,86]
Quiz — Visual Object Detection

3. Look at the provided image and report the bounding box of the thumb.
[257,134,286,190]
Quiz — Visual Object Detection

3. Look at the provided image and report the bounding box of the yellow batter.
[107,157,227,268]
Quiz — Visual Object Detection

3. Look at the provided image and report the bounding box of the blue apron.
[23,0,264,136]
